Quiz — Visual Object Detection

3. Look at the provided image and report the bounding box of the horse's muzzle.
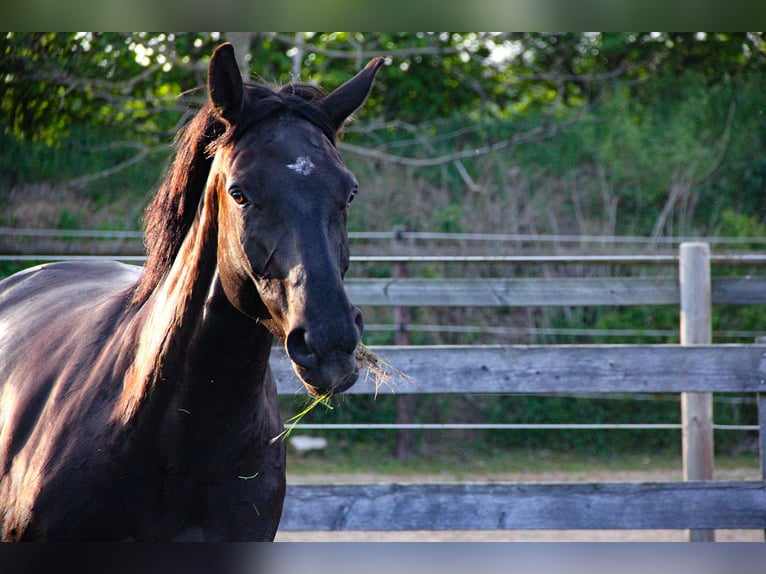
[285,306,363,394]
[289,351,360,395]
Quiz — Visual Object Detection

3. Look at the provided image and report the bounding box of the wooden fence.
[272,344,766,533]
[268,242,766,540]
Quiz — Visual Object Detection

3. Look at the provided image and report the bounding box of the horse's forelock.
[216,82,336,149]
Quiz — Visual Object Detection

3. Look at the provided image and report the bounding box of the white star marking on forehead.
[286,156,316,176]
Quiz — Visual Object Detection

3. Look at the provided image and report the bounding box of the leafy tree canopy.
[3,32,764,144]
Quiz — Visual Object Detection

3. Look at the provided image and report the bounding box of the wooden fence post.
[679,242,715,542]
[756,336,766,541]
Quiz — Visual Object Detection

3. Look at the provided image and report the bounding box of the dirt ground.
[275,466,764,542]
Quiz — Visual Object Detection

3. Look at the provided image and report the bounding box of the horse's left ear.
[320,57,385,133]
[208,43,244,125]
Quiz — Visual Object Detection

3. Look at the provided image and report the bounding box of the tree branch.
[271,33,460,60]
[339,113,587,167]
[64,144,167,188]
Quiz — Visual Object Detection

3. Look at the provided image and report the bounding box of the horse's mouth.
[292,361,360,396]
[326,369,359,394]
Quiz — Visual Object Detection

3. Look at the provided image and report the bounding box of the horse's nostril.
[285,327,318,370]
[353,307,365,339]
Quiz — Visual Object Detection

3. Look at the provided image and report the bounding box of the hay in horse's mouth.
[271,391,334,444]
[271,345,409,444]
[355,344,409,396]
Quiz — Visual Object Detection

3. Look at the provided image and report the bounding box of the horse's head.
[207,44,382,395]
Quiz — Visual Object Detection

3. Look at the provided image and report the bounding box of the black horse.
[0,43,382,541]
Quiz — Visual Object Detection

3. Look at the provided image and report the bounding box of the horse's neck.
[116,207,222,422]
[115,187,277,430]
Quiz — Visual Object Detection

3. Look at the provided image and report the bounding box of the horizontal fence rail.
[280,482,766,531]
[346,277,766,307]
[362,323,766,340]
[3,265,766,308]
[271,345,766,395]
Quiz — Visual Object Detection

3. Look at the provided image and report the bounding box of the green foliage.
[0,262,26,278]
[482,394,681,456]
[281,390,757,458]
[430,204,464,233]
[1,32,221,144]
[716,209,766,241]
[592,307,680,344]
[4,33,765,239]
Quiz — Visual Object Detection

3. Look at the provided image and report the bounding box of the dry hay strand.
[356,343,412,397]
[271,344,411,444]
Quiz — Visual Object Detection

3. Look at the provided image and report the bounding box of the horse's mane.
[130,81,334,306]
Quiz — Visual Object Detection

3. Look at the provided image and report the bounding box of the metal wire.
[5,253,766,264]
[10,227,765,245]
[285,423,759,431]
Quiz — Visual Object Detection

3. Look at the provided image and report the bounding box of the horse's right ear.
[208,43,244,125]
[320,57,385,133]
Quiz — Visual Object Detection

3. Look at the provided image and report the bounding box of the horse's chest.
[26,424,286,541]
[134,435,286,540]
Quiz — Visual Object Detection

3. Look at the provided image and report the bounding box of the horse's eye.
[229,187,248,206]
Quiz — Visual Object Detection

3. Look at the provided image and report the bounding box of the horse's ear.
[208,43,244,125]
[320,57,384,133]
